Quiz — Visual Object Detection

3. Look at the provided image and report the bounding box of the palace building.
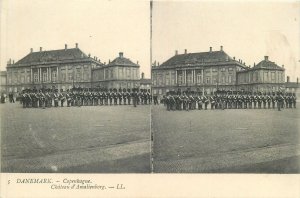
[91,52,140,89]
[151,46,286,96]
[6,43,102,92]
[236,56,285,92]
[5,45,144,93]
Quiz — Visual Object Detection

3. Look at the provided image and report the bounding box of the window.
[119,68,123,79]
[61,73,66,82]
[228,75,232,83]
[159,89,162,95]
[197,73,202,84]
[187,73,192,85]
[153,89,157,94]
[222,76,226,84]
[76,72,81,81]
[111,69,114,79]
[228,67,233,72]
[212,76,217,84]
[68,73,73,81]
[165,74,170,85]
[43,72,47,82]
[21,76,25,83]
[171,72,175,85]
[205,69,211,73]
[126,68,131,79]
[271,72,275,82]
[158,75,163,85]
[206,77,210,84]
[34,73,38,82]
[221,67,226,72]
[52,72,57,82]
[26,76,30,83]
[178,74,183,85]
[264,72,268,82]
[212,68,218,72]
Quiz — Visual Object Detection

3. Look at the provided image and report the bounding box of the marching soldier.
[292,93,297,108]
[118,89,123,105]
[276,91,284,111]
[132,88,138,107]
[267,93,271,109]
[262,92,267,109]
[53,89,59,107]
[271,92,276,109]
[209,94,215,110]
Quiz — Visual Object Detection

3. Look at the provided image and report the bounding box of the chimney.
[12,60,15,64]
[40,47,42,52]
[75,43,78,48]
[109,59,111,63]
[141,72,145,79]
[30,48,33,53]
[254,62,256,67]
[184,49,187,54]
[282,65,284,68]
[137,61,139,65]
[264,56,268,61]
[297,77,299,84]
[65,44,67,50]
[88,53,91,57]
[220,46,223,51]
[209,47,212,52]
[287,76,290,83]
[119,52,123,58]
[175,50,178,55]
[158,62,160,66]
[233,57,235,60]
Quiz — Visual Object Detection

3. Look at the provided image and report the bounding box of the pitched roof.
[107,53,139,67]
[253,58,284,71]
[13,48,91,65]
[159,51,233,67]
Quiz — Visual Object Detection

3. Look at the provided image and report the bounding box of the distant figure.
[8,92,15,103]
[1,93,5,103]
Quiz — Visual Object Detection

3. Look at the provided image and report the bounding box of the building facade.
[91,52,140,89]
[6,44,102,93]
[140,72,151,90]
[236,56,285,92]
[152,47,248,96]
[0,71,7,93]
[152,47,286,96]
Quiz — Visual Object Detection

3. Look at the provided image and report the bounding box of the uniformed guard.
[267,93,271,109]
[276,91,284,111]
[292,93,297,108]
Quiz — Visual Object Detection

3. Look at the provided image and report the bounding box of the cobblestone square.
[1,103,151,173]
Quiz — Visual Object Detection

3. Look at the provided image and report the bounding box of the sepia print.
[0,0,299,179]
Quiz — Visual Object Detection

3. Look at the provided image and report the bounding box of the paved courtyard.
[152,104,300,173]
[1,103,151,173]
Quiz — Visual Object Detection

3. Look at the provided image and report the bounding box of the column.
[56,67,59,82]
[47,68,49,82]
[184,70,186,85]
[39,68,41,82]
[30,68,33,83]
[175,70,177,85]
[193,70,196,84]
[49,67,52,82]
[104,68,106,80]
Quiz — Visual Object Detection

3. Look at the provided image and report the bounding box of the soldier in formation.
[19,87,152,108]
[162,90,297,111]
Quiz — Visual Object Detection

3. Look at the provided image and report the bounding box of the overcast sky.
[152,1,300,81]
[0,0,150,77]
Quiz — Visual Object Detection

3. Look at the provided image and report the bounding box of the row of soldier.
[20,88,152,108]
[162,91,297,111]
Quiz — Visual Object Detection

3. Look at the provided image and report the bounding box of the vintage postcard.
[0,0,299,197]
